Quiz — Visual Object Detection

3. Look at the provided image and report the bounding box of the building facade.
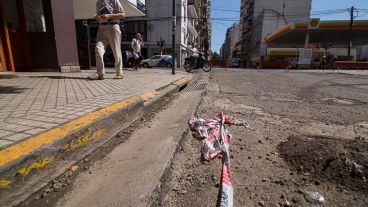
[145,0,191,67]
[240,0,312,67]
[0,0,80,72]
[221,22,241,60]
[196,0,212,58]
[146,0,211,66]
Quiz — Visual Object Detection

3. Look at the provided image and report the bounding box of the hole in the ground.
[277,135,368,192]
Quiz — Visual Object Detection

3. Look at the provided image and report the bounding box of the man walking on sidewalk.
[88,0,125,80]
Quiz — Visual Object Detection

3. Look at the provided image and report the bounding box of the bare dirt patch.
[278,135,368,193]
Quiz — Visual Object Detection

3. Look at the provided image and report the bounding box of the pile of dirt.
[278,135,368,193]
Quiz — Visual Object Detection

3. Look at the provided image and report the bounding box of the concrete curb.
[0,75,193,206]
[149,74,208,206]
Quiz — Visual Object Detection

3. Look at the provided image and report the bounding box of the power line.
[356,11,368,18]
[212,8,350,14]
[142,8,367,23]
[211,7,368,20]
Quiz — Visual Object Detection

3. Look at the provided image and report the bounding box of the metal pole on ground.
[172,0,176,75]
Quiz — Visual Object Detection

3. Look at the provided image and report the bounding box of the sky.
[211,0,368,53]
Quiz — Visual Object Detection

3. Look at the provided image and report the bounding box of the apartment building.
[198,0,212,58]
[145,0,191,67]
[146,0,211,66]
[222,22,241,60]
[240,0,312,66]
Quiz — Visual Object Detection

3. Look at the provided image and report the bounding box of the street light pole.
[348,6,354,58]
[171,0,176,75]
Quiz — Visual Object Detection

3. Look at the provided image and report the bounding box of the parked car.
[286,57,299,69]
[140,55,172,68]
[230,59,240,68]
[158,55,173,68]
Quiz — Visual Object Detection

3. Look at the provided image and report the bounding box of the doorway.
[0,0,31,72]
[0,30,8,71]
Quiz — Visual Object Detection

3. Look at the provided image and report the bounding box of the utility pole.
[171,0,176,75]
[348,6,354,58]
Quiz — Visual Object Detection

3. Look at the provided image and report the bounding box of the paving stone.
[21,120,48,127]
[0,130,15,138]
[23,128,46,135]
[0,139,14,149]
[65,114,79,120]
[3,133,30,142]
[75,112,87,116]
[53,113,68,118]
[1,124,22,131]
[6,125,34,133]
[39,123,59,129]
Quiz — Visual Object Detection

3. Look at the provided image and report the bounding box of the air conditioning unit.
[148,23,154,31]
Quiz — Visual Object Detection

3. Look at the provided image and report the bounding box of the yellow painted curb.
[0,179,11,189]
[17,157,54,177]
[0,96,142,168]
[140,90,159,102]
[172,77,191,88]
[64,128,106,150]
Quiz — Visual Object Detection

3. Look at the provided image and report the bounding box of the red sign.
[308,43,320,49]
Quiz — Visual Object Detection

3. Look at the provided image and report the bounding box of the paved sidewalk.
[0,69,188,149]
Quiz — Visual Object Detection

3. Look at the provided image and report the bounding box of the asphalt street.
[158,68,368,207]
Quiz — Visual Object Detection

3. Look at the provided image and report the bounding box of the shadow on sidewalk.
[0,86,28,94]
[0,74,18,79]
[28,76,87,80]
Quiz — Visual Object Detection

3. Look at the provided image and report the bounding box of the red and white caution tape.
[189,112,250,207]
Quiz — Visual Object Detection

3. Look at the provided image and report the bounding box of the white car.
[140,55,169,68]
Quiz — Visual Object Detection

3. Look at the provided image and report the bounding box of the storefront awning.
[73,0,145,20]
[122,0,145,17]
[188,22,198,37]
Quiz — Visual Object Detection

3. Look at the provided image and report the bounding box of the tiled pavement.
[0,69,188,149]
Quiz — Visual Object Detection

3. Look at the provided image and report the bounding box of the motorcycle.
[184,52,212,73]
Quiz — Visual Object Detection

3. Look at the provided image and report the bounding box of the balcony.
[188,22,198,37]
[136,0,146,14]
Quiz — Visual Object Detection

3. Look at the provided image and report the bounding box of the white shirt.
[190,47,199,57]
[132,38,143,53]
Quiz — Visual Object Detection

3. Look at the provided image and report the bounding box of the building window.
[23,0,46,32]
[122,21,147,42]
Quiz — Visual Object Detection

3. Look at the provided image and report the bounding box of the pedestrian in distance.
[88,0,125,80]
[131,33,144,70]
[321,54,327,70]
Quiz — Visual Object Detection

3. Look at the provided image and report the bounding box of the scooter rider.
[188,43,199,68]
